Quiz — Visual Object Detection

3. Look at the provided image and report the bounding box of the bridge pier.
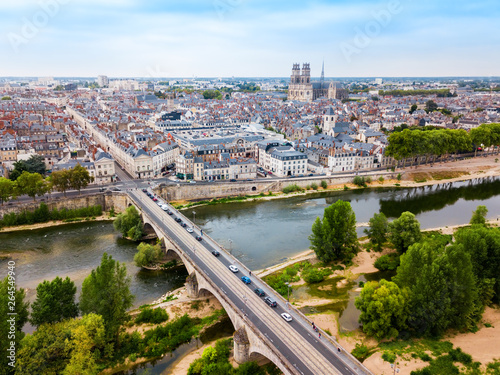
[233,327,250,364]
[185,272,200,298]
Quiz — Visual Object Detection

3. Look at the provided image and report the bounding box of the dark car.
[142,188,147,192]
[264,297,277,307]
[230,179,237,182]
[179,221,187,227]
[254,288,265,297]
[212,250,220,257]
[196,235,203,241]
[166,210,173,215]
[308,173,314,176]
[174,217,182,222]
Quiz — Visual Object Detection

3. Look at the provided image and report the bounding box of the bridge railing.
[129,194,300,375]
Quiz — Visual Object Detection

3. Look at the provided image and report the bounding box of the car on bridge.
[254,288,265,297]
[174,217,182,222]
[195,235,203,241]
[212,250,220,257]
[281,313,293,322]
[264,297,277,307]
[179,221,187,227]
[161,205,169,211]
[241,276,251,284]
[228,265,239,273]
[142,188,147,192]
[166,210,173,215]
[186,227,193,233]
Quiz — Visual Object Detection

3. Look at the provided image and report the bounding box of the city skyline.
[1,0,499,78]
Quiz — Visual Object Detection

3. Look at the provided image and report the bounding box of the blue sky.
[0,0,499,77]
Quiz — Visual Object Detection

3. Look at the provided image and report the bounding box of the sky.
[0,0,499,78]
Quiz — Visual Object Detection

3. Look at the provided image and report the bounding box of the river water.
[1,177,500,336]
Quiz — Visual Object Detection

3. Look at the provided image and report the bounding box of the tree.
[202,90,222,100]
[1,96,12,100]
[1,276,29,374]
[387,211,422,254]
[394,242,479,336]
[24,155,47,175]
[470,205,488,225]
[454,225,500,304]
[113,205,143,239]
[425,100,438,113]
[69,164,93,194]
[15,171,48,201]
[309,200,358,262]
[30,276,79,328]
[50,169,72,196]
[134,243,163,267]
[0,177,16,205]
[15,314,105,375]
[355,279,408,340]
[409,104,418,114]
[365,212,388,251]
[79,253,134,342]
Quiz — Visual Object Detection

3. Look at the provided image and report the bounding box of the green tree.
[1,96,12,100]
[394,242,479,336]
[470,205,488,225]
[113,205,143,239]
[365,212,388,251]
[24,155,47,175]
[454,225,500,304]
[425,100,438,113]
[409,104,418,114]
[202,90,222,100]
[134,243,163,267]
[15,314,105,375]
[69,164,93,194]
[79,253,134,342]
[387,211,422,254]
[0,177,16,205]
[30,276,79,328]
[320,180,328,189]
[309,200,358,262]
[355,279,408,340]
[50,169,72,196]
[15,171,48,201]
[1,276,29,374]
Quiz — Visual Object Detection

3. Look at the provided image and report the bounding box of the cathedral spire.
[320,60,325,89]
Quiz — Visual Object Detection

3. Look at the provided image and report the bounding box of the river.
[1,177,500,336]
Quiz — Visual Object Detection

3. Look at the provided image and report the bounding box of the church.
[287,63,348,102]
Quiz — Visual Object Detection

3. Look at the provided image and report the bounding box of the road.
[129,188,371,375]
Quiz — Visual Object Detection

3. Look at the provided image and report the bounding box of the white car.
[281,313,293,322]
[228,265,239,273]
[186,227,193,233]
[161,205,169,211]
[189,180,196,184]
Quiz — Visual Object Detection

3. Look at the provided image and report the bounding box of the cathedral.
[287,63,348,102]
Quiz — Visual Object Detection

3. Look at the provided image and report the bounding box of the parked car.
[230,179,237,182]
[281,313,293,322]
[228,265,239,273]
[189,180,196,184]
[308,173,314,176]
[212,250,220,257]
[241,276,251,284]
[254,288,265,297]
[264,297,277,307]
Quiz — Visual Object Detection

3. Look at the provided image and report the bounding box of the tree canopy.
[387,211,422,254]
[134,242,163,267]
[0,177,16,205]
[15,171,48,201]
[30,276,79,328]
[9,155,47,180]
[364,212,388,251]
[113,205,144,240]
[470,205,488,225]
[355,279,408,340]
[79,253,134,342]
[309,200,358,262]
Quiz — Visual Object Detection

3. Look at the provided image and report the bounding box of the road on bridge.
[129,188,371,375]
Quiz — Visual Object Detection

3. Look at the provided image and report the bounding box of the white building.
[268,146,307,177]
[94,151,115,184]
[97,75,109,87]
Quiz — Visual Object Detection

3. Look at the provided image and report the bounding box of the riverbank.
[173,154,500,209]
[0,214,114,233]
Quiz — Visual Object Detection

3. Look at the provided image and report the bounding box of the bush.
[351,343,372,362]
[321,180,328,189]
[282,184,303,194]
[311,182,318,190]
[378,176,385,184]
[343,185,349,190]
[374,253,400,271]
[397,173,402,181]
[135,307,169,325]
[302,268,325,284]
[353,176,366,187]
[382,351,396,363]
